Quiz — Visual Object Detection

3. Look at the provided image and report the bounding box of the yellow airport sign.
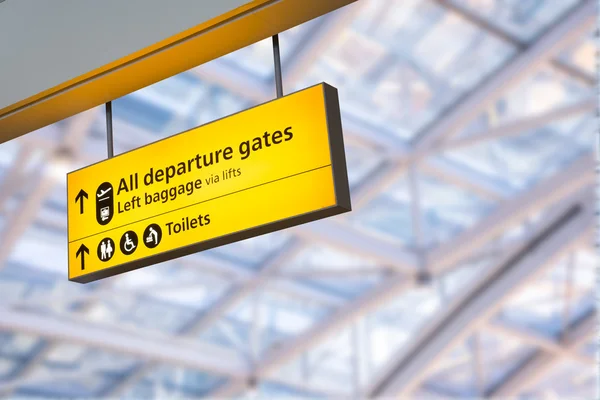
[67,83,351,283]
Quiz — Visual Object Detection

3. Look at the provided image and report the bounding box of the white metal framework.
[0,0,596,398]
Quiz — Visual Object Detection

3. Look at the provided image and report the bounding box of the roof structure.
[0,0,597,398]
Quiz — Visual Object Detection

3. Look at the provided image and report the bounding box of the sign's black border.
[68,83,351,283]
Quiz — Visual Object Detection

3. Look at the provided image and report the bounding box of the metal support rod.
[105,101,114,158]
[272,35,284,98]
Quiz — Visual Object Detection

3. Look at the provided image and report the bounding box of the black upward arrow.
[75,189,88,214]
[76,244,89,270]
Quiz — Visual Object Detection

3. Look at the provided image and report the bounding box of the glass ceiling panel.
[349,169,494,248]
[282,244,387,299]
[220,19,316,81]
[0,333,42,360]
[442,121,594,194]
[112,95,175,134]
[422,330,537,397]
[300,330,355,387]
[578,337,596,360]
[417,173,495,247]
[9,226,67,277]
[476,330,537,394]
[558,29,597,76]
[44,344,86,368]
[0,357,18,380]
[450,0,580,42]
[117,263,232,309]
[524,359,596,399]
[421,340,479,397]
[130,72,206,115]
[411,386,458,400]
[205,232,291,270]
[15,374,113,399]
[134,366,227,398]
[81,292,198,335]
[226,286,335,356]
[367,284,442,369]
[456,64,593,139]
[0,2,594,398]
[348,194,413,245]
[344,143,385,190]
[89,115,160,155]
[494,252,596,340]
[254,382,325,399]
[297,0,516,142]
[0,139,20,168]
[188,86,253,128]
[0,261,90,314]
[272,330,355,395]
[438,255,497,298]
[43,347,138,382]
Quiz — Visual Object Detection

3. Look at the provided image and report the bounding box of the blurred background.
[0,0,597,398]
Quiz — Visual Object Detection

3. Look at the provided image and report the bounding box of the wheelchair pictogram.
[119,230,138,256]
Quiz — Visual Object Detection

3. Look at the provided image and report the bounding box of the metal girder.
[281,1,364,86]
[292,220,418,273]
[210,274,415,397]
[428,154,595,274]
[0,173,56,268]
[0,145,37,212]
[0,307,248,379]
[208,151,595,396]
[366,198,593,398]
[100,237,344,400]
[358,0,595,211]
[488,311,597,398]
[484,320,596,366]
[0,281,116,398]
[350,161,406,210]
[185,241,306,337]
[0,108,99,270]
[0,2,594,398]
[434,0,597,86]
[342,118,411,154]
[193,61,270,104]
[413,0,595,154]
[279,266,391,279]
[441,97,597,151]
[191,1,362,104]
[420,5,588,168]
[186,254,347,307]
[0,108,112,399]
[419,159,507,201]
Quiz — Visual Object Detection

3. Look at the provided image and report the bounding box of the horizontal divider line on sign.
[69,163,332,243]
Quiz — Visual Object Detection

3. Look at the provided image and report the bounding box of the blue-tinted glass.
[112,96,174,133]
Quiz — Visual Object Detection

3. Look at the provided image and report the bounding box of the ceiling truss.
[0,0,595,398]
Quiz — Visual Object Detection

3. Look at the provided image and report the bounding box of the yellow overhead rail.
[0,0,356,143]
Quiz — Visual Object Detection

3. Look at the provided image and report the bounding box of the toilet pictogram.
[97,237,115,262]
